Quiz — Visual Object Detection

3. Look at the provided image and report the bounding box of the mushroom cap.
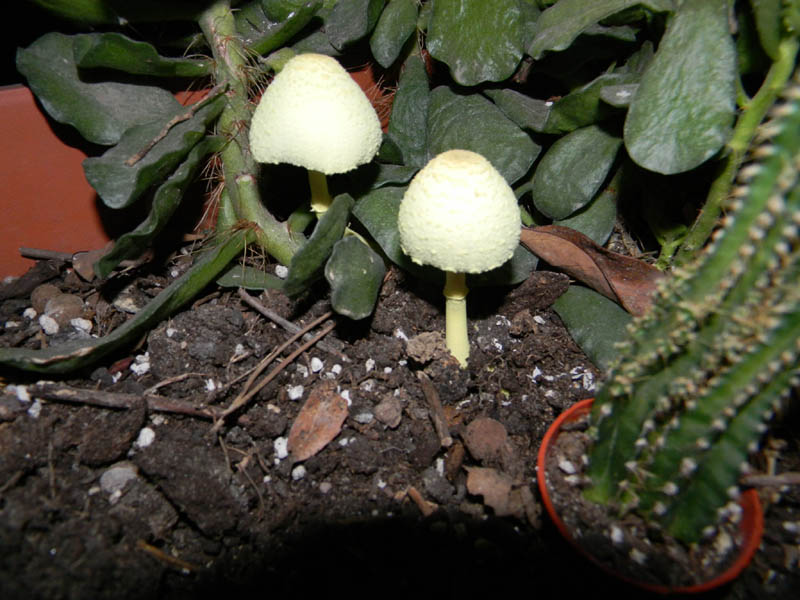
[249,53,382,175]
[398,150,521,274]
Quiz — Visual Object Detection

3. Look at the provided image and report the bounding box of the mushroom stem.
[443,271,470,367]
[308,169,332,216]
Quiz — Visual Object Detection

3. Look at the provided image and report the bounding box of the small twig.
[125,84,226,166]
[22,382,217,420]
[210,319,336,433]
[238,289,347,359]
[18,247,73,262]
[741,472,800,487]
[406,486,437,517]
[143,372,211,396]
[136,539,200,574]
[417,372,453,448]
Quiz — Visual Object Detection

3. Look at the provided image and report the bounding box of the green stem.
[198,0,300,265]
[444,271,469,367]
[673,36,799,267]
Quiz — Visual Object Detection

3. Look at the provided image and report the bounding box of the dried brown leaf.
[519,225,665,316]
[287,380,348,463]
[465,466,514,516]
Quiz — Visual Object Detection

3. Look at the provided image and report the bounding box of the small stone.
[44,293,84,326]
[30,283,61,313]
[354,412,373,424]
[135,427,155,448]
[374,396,403,428]
[310,357,324,372]
[291,465,306,480]
[274,437,289,459]
[287,385,304,400]
[70,317,93,333]
[39,314,59,335]
[100,462,139,495]
[406,331,448,364]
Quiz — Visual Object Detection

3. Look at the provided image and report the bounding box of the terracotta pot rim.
[537,398,764,595]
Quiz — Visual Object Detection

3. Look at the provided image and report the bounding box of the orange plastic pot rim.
[536,398,764,595]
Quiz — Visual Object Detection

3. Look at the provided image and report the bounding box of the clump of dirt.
[0,258,798,599]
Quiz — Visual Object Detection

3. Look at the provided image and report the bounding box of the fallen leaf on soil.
[465,466,514,516]
[287,380,348,463]
[463,417,509,463]
[519,225,665,316]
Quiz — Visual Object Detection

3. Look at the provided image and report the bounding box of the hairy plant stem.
[199,0,300,265]
[673,36,799,267]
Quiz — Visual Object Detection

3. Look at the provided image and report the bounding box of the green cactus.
[584,73,800,544]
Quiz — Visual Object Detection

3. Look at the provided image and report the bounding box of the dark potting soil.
[0,255,798,600]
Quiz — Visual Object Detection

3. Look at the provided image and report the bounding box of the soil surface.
[0,253,798,599]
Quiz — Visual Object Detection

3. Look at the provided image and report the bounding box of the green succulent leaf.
[237,0,322,55]
[467,245,538,288]
[386,55,430,168]
[484,88,550,133]
[261,0,314,21]
[0,232,248,374]
[599,83,639,108]
[531,125,622,220]
[369,0,418,68]
[217,265,285,290]
[554,167,621,246]
[16,32,182,146]
[325,0,384,51]
[94,136,226,279]
[72,33,212,78]
[352,187,412,269]
[528,0,674,59]
[427,86,540,185]
[283,194,354,296]
[426,0,524,86]
[83,94,227,209]
[624,0,736,175]
[325,236,386,319]
[749,0,783,59]
[543,71,636,134]
[552,285,632,371]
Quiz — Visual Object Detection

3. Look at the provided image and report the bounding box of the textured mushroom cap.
[398,150,521,274]
[249,53,382,174]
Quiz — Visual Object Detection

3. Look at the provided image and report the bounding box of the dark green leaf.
[749,0,782,59]
[531,125,622,220]
[467,245,538,288]
[544,72,636,134]
[599,83,638,107]
[73,33,212,78]
[369,0,418,68]
[16,32,182,146]
[554,166,621,246]
[352,187,411,268]
[484,88,550,133]
[283,194,354,296]
[237,0,322,55]
[325,236,386,319]
[83,94,226,209]
[325,0,384,51]
[94,136,226,278]
[0,232,248,374]
[261,0,313,21]
[217,265,285,289]
[427,0,524,86]
[368,163,420,188]
[552,285,631,371]
[528,0,674,59]
[386,55,430,167]
[427,86,540,185]
[624,0,736,175]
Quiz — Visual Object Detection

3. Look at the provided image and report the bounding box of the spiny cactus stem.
[199,0,300,265]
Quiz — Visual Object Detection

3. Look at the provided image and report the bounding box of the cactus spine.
[584,74,800,544]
